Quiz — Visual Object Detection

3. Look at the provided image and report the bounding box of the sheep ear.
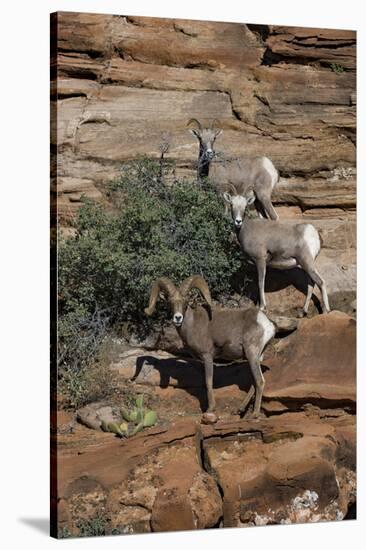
[246,189,256,205]
[223,192,232,204]
[189,129,200,138]
[215,129,223,138]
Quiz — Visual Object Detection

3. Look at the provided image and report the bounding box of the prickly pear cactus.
[143,410,157,427]
[103,395,158,438]
[130,421,144,436]
[107,422,124,436]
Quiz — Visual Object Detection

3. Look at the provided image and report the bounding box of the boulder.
[202,411,355,526]
[264,311,356,405]
[56,418,222,536]
[76,402,121,431]
[56,412,355,535]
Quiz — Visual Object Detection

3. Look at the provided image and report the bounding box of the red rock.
[56,409,355,535]
[202,411,355,526]
[264,311,356,404]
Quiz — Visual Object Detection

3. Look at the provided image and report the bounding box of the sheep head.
[187,119,222,161]
[223,187,256,229]
[145,275,212,327]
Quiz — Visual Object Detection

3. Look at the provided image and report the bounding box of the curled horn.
[144,278,177,316]
[187,118,203,130]
[179,275,212,311]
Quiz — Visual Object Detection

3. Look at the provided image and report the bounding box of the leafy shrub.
[76,515,108,537]
[58,338,118,409]
[58,157,247,404]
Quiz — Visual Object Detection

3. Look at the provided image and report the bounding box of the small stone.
[201,412,218,425]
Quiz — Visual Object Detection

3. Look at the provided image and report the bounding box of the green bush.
[58,157,247,403]
[76,515,108,537]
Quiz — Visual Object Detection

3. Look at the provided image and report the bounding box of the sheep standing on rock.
[145,275,275,418]
[224,187,331,316]
[188,118,279,220]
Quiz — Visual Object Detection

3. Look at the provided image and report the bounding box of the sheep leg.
[202,353,216,412]
[254,198,266,219]
[302,274,315,316]
[308,268,330,314]
[256,258,267,311]
[300,255,330,313]
[238,385,255,415]
[255,185,279,221]
[245,347,265,418]
[259,195,279,221]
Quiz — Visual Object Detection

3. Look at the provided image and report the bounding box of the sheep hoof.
[244,410,262,421]
[201,412,218,425]
[238,406,252,418]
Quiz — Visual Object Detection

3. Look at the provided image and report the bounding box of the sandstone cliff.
[51,14,357,536]
[51,12,356,315]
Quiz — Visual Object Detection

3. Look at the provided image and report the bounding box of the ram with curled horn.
[145,275,275,418]
[187,117,279,221]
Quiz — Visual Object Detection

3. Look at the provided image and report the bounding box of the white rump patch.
[257,310,275,351]
[304,224,321,260]
[261,157,278,189]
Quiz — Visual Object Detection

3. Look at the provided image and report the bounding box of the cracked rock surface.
[51,13,356,535]
[51,13,356,317]
[53,312,356,535]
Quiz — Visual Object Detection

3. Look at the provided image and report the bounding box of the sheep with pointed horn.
[187,118,279,221]
[145,275,275,418]
[223,187,331,316]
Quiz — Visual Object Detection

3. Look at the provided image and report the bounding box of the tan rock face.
[263,26,356,69]
[52,12,356,315]
[52,13,356,204]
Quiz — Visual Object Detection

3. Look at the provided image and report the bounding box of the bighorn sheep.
[223,188,331,316]
[145,275,275,417]
[188,118,279,220]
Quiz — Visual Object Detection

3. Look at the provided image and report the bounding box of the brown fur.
[145,276,275,416]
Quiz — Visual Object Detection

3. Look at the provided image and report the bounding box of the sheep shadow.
[242,264,322,313]
[133,354,269,412]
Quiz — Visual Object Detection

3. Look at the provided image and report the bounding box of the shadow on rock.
[133,354,269,412]
[244,265,322,313]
